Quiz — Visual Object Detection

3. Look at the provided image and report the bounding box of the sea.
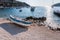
[0,6,46,18]
[0,6,60,28]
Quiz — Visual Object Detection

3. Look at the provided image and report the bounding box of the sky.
[16,0,60,6]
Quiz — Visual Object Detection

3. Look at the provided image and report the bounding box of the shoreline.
[0,17,60,30]
[0,18,60,40]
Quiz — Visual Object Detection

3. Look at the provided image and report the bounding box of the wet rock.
[57,28,60,31]
[48,25,53,30]
[30,7,35,12]
[19,10,22,12]
[25,16,33,20]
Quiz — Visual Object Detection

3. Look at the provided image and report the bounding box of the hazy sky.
[16,0,60,6]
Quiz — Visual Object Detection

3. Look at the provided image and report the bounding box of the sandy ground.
[0,18,60,40]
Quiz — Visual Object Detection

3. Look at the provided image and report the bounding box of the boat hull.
[9,15,32,27]
[10,19,31,27]
[54,11,60,17]
[52,7,60,16]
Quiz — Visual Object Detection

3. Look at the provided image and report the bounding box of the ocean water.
[0,6,60,28]
[0,6,46,18]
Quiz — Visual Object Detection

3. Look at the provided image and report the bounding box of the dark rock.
[57,28,60,31]
[31,7,35,12]
[48,25,56,31]
[19,10,22,12]
[26,16,33,20]
[41,17,46,21]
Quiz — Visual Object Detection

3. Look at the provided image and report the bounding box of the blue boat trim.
[10,16,32,24]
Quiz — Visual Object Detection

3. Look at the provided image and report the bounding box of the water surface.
[0,6,60,28]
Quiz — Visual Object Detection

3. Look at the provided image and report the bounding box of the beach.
[0,18,60,40]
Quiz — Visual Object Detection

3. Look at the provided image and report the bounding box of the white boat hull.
[53,7,60,14]
[9,15,32,27]
[10,19,31,26]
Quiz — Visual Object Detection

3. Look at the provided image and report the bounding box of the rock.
[57,28,60,31]
[31,7,35,12]
[19,10,22,12]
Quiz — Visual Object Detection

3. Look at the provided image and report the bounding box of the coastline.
[0,18,60,40]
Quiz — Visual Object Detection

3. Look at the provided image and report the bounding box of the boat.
[52,3,60,16]
[9,15,32,27]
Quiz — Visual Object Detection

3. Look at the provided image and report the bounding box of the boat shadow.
[0,23,28,35]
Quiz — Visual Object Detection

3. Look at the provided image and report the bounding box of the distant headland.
[0,0,30,8]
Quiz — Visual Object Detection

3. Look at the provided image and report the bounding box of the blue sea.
[0,6,46,18]
[0,6,60,28]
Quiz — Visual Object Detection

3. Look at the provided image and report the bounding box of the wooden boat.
[9,15,32,27]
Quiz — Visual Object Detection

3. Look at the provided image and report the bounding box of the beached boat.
[52,3,60,16]
[9,15,32,27]
[53,6,60,16]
